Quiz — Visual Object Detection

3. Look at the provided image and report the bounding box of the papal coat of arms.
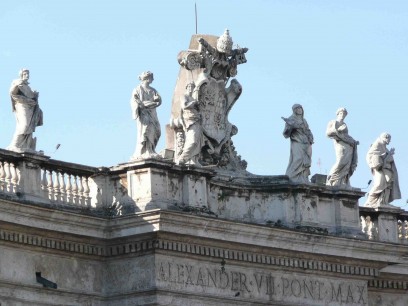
[170,29,248,171]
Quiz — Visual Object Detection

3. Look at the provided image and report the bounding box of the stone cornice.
[1,199,407,267]
[0,226,380,280]
[155,211,408,264]
[2,224,408,292]
[0,198,108,239]
[209,175,365,200]
[368,279,408,290]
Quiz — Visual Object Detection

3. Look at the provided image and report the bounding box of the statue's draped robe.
[326,120,358,186]
[366,139,401,207]
[283,115,313,183]
[131,85,161,158]
[8,79,43,151]
[178,94,204,164]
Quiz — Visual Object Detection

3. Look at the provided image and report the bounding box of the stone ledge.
[0,227,382,279]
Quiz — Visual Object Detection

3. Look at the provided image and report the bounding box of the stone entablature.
[1,202,408,305]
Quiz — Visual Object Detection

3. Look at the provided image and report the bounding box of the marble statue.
[172,29,249,170]
[130,71,161,159]
[365,133,401,207]
[326,108,359,187]
[7,69,43,153]
[177,82,204,165]
[282,104,314,183]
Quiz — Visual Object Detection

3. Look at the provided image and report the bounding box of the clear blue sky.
[1,0,407,207]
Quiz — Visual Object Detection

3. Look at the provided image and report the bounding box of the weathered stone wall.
[1,196,408,305]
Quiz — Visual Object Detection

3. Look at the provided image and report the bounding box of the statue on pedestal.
[130,71,161,160]
[7,69,43,153]
[172,29,249,171]
[326,108,359,187]
[365,133,401,207]
[176,82,204,165]
[282,104,314,183]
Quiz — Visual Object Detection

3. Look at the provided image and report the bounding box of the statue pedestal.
[120,160,364,237]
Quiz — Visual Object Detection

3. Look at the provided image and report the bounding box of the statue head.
[336,107,347,116]
[216,29,233,55]
[139,71,154,82]
[185,81,195,95]
[336,107,347,119]
[292,104,303,116]
[19,68,29,81]
[185,81,195,89]
[380,132,391,145]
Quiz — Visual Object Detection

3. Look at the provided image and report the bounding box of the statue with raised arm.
[365,133,401,207]
[130,71,162,160]
[326,108,359,187]
[7,69,43,153]
[282,104,314,183]
[177,82,204,165]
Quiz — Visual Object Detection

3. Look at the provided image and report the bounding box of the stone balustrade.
[360,206,408,244]
[1,149,408,245]
[0,149,97,209]
[40,166,91,206]
[0,159,20,194]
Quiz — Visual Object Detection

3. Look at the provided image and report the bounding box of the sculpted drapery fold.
[130,71,161,160]
[326,108,358,187]
[282,104,313,184]
[365,133,401,207]
[8,69,43,153]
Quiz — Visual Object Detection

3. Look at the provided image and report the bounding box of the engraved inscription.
[157,260,368,305]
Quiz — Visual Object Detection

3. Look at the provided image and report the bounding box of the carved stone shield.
[198,78,228,144]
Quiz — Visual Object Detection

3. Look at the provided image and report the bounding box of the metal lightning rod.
[195,3,198,34]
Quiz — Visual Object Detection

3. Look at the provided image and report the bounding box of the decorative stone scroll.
[169,29,248,172]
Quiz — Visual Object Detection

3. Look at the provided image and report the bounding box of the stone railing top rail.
[0,148,99,177]
[360,206,408,220]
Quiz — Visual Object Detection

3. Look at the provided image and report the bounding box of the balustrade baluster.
[364,216,373,240]
[78,176,84,205]
[59,172,66,203]
[0,161,5,192]
[15,165,21,192]
[4,162,11,193]
[82,177,90,206]
[72,175,78,205]
[10,163,18,193]
[53,171,60,202]
[401,221,407,244]
[46,170,54,200]
[66,174,72,204]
